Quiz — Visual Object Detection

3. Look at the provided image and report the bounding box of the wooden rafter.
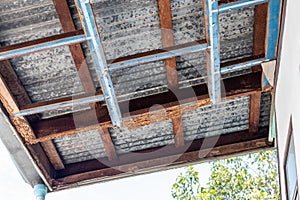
[172,115,185,147]
[52,0,95,94]
[249,92,262,134]
[99,127,118,161]
[29,71,263,143]
[253,3,268,56]
[41,141,65,170]
[158,0,179,91]
[53,130,271,188]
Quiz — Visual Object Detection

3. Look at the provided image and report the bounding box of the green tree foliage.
[171,150,280,200]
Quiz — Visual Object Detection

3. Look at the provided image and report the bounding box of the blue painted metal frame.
[266,0,281,59]
[75,0,123,127]
[205,0,221,105]
[218,0,268,13]
[0,35,87,61]
[221,58,269,74]
[0,0,279,121]
[14,95,104,117]
[109,43,208,70]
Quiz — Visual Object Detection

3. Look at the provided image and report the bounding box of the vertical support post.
[75,0,122,126]
[34,184,47,200]
[266,0,281,59]
[204,0,221,104]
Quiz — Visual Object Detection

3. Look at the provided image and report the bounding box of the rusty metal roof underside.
[0,0,281,192]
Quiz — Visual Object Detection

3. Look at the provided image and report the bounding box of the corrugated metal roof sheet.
[53,130,107,164]
[183,95,251,141]
[109,120,174,154]
[0,0,62,46]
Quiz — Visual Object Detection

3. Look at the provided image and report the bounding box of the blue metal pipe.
[221,58,268,74]
[0,35,87,61]
[205,0,221,105]
[109,43,208,70]
[14,95,104,117]
[266,0,281,59]
[217,0,268,13]
[34,184,47,200]
[76,0,123,127]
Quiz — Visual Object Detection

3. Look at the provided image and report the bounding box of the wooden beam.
[0,74,37,141]
[41,141,65,170]
[52,0,95,94]
[249,92,262,134]
[158,0,179,90]
[172,115,185,147]
[52,130,271,189]
[253,3,268,56]
[30,71,263,143]
[99,127,118,161]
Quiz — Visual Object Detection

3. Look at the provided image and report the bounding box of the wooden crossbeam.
[158,0,179,91]
[53,0,95,94]
[99,127,118,161]
[41,141,65,170]
[29,71,263,143]
[52,130,271,188]
[249,92,262,134]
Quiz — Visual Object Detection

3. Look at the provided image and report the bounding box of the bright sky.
[0,140,210,200]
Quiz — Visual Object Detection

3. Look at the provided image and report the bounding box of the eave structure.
[0,0,282,191]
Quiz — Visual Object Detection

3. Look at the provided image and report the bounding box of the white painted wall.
[275,0,300,199]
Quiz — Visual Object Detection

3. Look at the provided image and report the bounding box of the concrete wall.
[275,0,300,199]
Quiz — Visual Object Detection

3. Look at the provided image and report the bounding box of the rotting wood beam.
[0,74,36,141]
[249,92,262,134]
[52,0,95,94]
[99,127,118,161]
[158,0,179,91]
[41,140,65,170]
[30,71,263,143]
[53,130,271,189]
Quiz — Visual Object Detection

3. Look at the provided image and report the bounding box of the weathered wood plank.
[41,140,65,170]
[249,92,262,134]
[172,115,185,147]
[158,0,179,90]
[99,127,118,161]
[253,3,268,56]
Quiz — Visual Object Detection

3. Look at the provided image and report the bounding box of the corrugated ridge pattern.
[109,120,174,154]
[182,95,251,141]
[0,0,62,46]
[53,130,107,164]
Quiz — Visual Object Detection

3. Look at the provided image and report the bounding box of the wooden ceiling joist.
[249,92,262,134]
[158,0,179,91]
[99,127,118,161]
